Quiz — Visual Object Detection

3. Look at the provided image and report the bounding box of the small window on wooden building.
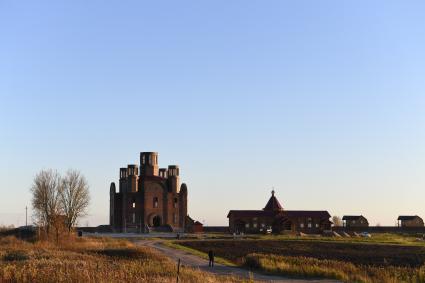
[153,197,158,208]
[174,198,178,208]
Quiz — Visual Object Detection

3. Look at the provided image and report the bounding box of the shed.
[342,215,369,227]
[192,221,204,233]
[397,215,424,227]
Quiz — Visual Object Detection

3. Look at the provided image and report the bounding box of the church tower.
[140,152,159,176]
[110,151,189,233]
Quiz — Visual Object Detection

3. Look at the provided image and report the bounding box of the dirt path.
[135,240,341,283]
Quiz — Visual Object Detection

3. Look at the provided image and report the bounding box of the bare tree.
[31,170,61,234]
[332,216,343,227]
[59,170,90,232]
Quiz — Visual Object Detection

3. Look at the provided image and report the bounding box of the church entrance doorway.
[153,215,161,227]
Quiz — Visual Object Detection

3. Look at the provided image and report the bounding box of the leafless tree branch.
[59,169,90,232]
[31,170,61,234]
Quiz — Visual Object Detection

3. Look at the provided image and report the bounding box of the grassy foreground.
[244,253,425,283]
[175,235,425,283]
[256,233,425,246]
[0,236,244,283]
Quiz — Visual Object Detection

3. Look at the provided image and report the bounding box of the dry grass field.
[176,234,425,283]
[0,235,244,283]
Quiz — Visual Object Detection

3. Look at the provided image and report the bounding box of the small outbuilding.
[342,215,369,228]
[397,215,424,227]
[185,215,204,233]
[192,221,204,233]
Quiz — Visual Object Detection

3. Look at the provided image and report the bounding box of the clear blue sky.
[1,1,425,227]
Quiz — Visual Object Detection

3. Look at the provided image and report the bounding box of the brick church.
[109,152,188,233]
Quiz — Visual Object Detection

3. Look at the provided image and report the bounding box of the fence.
[202,226,229,233]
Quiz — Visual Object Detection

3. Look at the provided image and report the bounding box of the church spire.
[263,189,283,211]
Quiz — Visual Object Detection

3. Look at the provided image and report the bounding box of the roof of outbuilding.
[342,215,366,221]
[398,215,422,221]
[186,215,195,223]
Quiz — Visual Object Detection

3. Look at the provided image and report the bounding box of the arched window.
[174,198,178,208]
[153,197,158,208]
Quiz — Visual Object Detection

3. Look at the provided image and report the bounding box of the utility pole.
[25,206,28,227]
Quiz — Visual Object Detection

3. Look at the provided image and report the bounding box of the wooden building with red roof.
[227,191,331,234]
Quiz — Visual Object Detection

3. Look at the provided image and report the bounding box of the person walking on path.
[208,250,214,267]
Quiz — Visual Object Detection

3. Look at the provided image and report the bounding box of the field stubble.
[177,235,425,283]
[0,236,244,283]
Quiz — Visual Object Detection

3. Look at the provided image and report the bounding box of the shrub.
[244,254,261,269]
[97,247,159,260]
[3,250,29,261]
